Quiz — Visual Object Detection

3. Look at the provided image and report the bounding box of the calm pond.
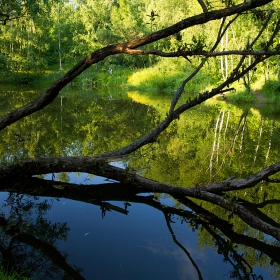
[0,84,280,279]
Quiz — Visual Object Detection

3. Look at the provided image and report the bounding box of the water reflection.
[0,176,279,279]
[1,85,280,279]
[0,192,80,279]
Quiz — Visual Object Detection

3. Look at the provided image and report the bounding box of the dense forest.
[0,0,279,90]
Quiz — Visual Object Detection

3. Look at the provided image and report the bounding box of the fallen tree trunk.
[1,156,280,240]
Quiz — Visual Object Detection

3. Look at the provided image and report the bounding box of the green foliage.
[0,0,279,87]
[261,80,280,103]
[0,53,8,70]
[227,89,257,103]
[0,266,30,280]
[127,58,213,94]
[1,54,44,84]
[68,65,132,89]
[110,0,145,40]
[0,0,48,25]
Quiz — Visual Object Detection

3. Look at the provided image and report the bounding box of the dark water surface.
[0,85,280,279]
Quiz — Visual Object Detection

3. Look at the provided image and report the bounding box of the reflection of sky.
[44,161,124,184]
[44,172,117,184]
[48,197,206,280]
[0,177,273,280]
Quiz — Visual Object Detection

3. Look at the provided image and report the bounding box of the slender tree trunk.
[223,111,230,141]
[225,27,229,79]
[278,56,280,82]
[264,120,275,166]
[265,29,270,81]
[58,3,63,73]
[253,118,264,164]
[19,24,22,55]
[27,25,30,59]
[220,19,225,80]
[239,113,247,152]
[217,111,225,162]
[9,15,13,54]
[209,111,221,176]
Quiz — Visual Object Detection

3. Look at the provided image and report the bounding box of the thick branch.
[125,0,272,49]
[124,48,280,58]
[2,157,279,193]
[1,157,280,240]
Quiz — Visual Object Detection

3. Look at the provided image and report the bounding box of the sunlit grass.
[261,77,280,103]
[127,90,170,116]
[127,58,214,94]
[227,89,257,103]
[6,57,280,107]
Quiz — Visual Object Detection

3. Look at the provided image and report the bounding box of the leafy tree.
[0,0,44,25]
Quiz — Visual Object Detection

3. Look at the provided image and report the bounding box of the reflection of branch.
[210,111,248,180]
[163,213,204,280]
[2,160,280,240]
[146,197,278,279]
[172,196,280,265]
[3,178,280,268]
[203,223,256,279]
[0,216,85,280]
[100,201,128,216]
[99,201,129,218]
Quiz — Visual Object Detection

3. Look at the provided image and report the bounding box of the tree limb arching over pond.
[1,0,280,245]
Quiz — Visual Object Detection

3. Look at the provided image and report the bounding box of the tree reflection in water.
[0,178,278,279]
[0,191,84,279]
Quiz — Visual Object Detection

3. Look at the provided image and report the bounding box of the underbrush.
[23,63,129,89]
[261,79,280,103]
[1,70,43,85]
[0,54,46,85]
[227,89,257,103]
[127,58,215,95]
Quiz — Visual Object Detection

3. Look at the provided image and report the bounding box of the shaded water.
[0,84,280,279]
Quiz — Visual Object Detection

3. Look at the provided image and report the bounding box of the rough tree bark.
[1,0,280,242]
